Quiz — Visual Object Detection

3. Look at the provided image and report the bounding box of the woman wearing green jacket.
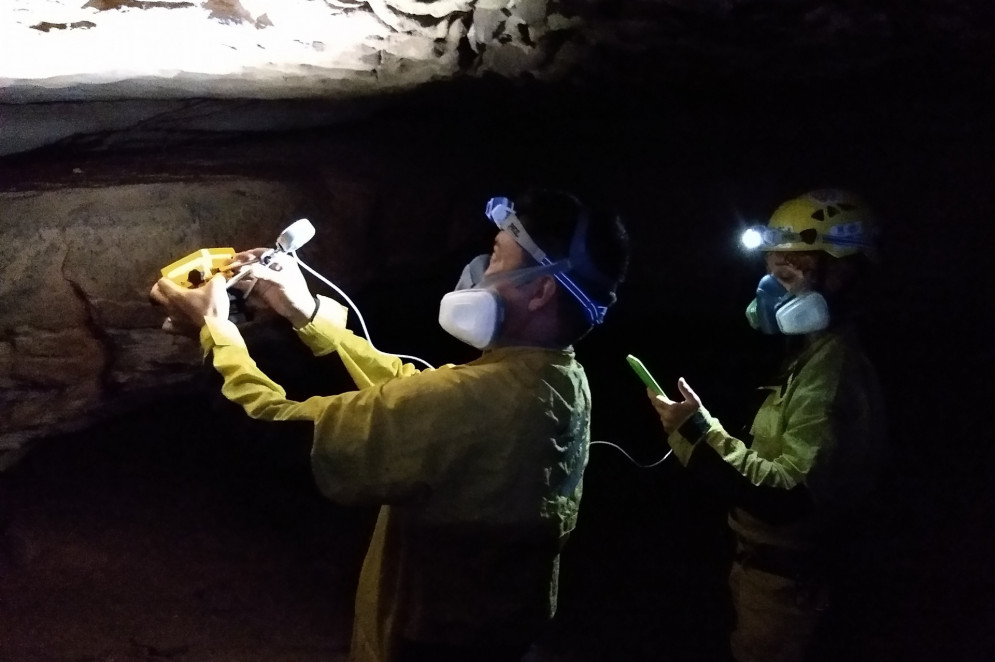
[649,190,888,662]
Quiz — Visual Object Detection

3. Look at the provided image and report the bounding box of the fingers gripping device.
[159,219,316,289]
[157,220,433,368]
[159,219,316,323]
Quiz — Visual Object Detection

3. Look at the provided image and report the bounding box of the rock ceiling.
[2,0,992,104]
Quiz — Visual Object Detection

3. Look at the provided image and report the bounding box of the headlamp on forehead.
[740,224,871,252]
[485,196,611,325]
[741,227,765,250]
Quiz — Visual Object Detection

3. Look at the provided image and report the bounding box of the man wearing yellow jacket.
[151,190,630,662]
[648,190,887,662]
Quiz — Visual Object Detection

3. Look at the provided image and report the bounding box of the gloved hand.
[648,377,702,435]
[150,273,230,335]
[226,249,316,328]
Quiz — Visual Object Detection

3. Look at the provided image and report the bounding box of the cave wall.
[0,180,297,464]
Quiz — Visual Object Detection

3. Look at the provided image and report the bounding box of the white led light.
[741,228,763,249]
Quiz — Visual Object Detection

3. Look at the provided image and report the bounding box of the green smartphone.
[626,354,664,396]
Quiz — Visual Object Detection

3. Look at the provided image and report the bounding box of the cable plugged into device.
[223,218,316,291]
[253,219,436,370]
[158,217,432,367]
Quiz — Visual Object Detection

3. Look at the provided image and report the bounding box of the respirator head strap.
[485,197,610,325]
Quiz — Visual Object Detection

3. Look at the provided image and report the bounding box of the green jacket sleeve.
[663,335,878,526]
[667,403,818,523]
[668,378,835,492]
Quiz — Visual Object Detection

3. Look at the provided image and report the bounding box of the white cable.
[284,247,669,469]
[590,441,672,469]
[291,254,667,467]
[293,254,436,370]
[280,240,667,468]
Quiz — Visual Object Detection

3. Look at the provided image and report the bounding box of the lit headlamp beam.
[741,227,764,250]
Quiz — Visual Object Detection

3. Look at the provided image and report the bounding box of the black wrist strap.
[677,411,710,444]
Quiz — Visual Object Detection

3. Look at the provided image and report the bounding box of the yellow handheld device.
[626,354,664,396]
[160,248,236,288]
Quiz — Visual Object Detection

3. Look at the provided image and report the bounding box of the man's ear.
[527,275,558,312]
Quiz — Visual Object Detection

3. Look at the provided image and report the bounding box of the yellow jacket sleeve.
[293,294,421,388]
[199,313,440,504]
[200,311,581,512]
[199,317,323,422]
[195,292,421,423]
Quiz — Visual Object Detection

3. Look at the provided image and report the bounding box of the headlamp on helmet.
[740,189,877,259]
[740,224,869,251]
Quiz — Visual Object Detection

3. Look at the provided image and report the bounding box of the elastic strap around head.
[487,197,613,325]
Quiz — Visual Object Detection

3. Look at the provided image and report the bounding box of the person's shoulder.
[818,328,878,369]
[465,347,585,389]
[811,328,866,360]
[803,330,880,398]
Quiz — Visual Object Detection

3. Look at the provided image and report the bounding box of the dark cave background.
[2,50,995,662]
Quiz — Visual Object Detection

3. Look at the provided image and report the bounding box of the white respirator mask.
[438,254,502,350]
[438,255,564,350]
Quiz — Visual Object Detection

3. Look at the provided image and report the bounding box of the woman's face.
[764,251,819,294]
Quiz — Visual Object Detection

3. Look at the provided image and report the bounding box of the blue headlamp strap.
[747,225,874,250]
[485,196,611,325]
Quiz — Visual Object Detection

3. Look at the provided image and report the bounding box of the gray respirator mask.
[745,274,830,335]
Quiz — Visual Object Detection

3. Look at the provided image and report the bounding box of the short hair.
[514,189,630,343]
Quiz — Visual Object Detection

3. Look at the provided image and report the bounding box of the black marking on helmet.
[827,205,839,217]
[811,209,825,221]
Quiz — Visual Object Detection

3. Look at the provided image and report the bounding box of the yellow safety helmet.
[742,189,877,259]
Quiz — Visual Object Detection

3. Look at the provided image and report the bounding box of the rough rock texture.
[0,0,578,102]
[0,181,298,464]
[2,1,993,157]
[0,133,498,467]
[3,1,993,103]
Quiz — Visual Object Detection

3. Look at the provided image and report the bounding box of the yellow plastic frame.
[160,247,236,289]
